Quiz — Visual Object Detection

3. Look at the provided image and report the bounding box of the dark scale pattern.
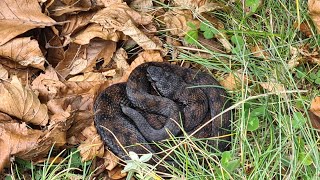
[94,62,232,162]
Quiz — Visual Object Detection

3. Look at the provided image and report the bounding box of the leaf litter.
[0,0,319,178]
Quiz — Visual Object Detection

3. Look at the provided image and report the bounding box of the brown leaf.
[67,111,94,144]
[294,21,313,37]
[0,0,56,45]
[91,3,162,51]
[0,64,9,80]
[220,71,251,91]
[250,44,270,59]
[308,0,320,34]
[119,50,163,82]
[0,76,49,126]
[310,96,320,118]
[73,24,126,45]
[78,124,104,161]
[62,12,96,38]
[130,0,153,12]
[31,66,61,102]
[0,37,46,70]
[172,0,226,13]
[164,9,200,36]
[103,151,120,171]
[108,165,127,179]
[0,122,45,171]
[46,0,93,16]
[55,40,117,78]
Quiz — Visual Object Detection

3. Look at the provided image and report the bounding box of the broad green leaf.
[250,106,266,117]
[298,152,313,166]
[185,30,199,44]
[245,0,261,14]
[247,116,259,131]
[315,78,320,85]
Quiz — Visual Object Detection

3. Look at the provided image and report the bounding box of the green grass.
[7,1,320,179]
[155,0,320,179]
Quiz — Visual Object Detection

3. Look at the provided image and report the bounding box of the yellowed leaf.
[0,37,45,70]
[0,0,56,45]
[0,76,49,126]
[308,0,320,34]
[78,124,104,161]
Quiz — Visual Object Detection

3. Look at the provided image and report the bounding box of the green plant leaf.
[203,30,214,39]
[185,30,199,44]
[129,151,139,160]
[247,116,259,131]
[315,78,320,85]
[309,72,317,80]
[292,112,307,129]
[298,152,313,166]
[245,0,261,14]
[187,22,197,30]
[221,151,240,172]
[316,70,320,77]
[250,106,266,117]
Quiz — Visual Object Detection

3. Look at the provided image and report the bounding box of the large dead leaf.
[0,76,49,126]
[0,122,43,171]
[46,0,93,16]
[73,24,126,45]
[0,0,56,45]
[0,37,46,70]
[308,0,320,34]
[0,64,9,80]
[91,3,162,51]
[219,71,251,91]
[310,96,320,118]
[55,40,117,78]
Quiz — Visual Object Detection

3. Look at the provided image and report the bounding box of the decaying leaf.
[310,96,320,118]
[0,76,49,126]
[0,64,9,80]
[78,124,104,161]
[108,165,127,179]
[0,0,56,45]
[308,0,320,34]
[0,37,46,70]
[259,82,287,97]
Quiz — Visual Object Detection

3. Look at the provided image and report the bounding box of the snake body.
[94,62,231,160]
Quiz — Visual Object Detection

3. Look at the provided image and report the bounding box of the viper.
[94,62,231,161]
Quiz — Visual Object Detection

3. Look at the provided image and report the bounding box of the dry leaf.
[108,165,127,179]
[250,44,270,59]
[173,0,225,13]
[91,3,162,51]
[31,66,61,102]
[119,50,163,82]
[61,11,96,37]
[103,151,120,171]
[310,96,320,118]
[164,9,200,36]
[0,122,46,171]
[130,0,153,12]
[308,0,320,34]
[220,71,251,91]
[259,82,287,98]
[0,76,49,126]
[73,24,126,45]
[46,0,93,16]
[68,72,107,81]
[78,124,104,161]
[294,21,313,37]
[0,64,9,80]
[0,0,56,45]
[0,37,46,70]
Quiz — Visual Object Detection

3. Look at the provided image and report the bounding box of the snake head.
[147,66,184,98]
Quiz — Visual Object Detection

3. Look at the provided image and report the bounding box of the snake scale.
[94,62,231,161]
